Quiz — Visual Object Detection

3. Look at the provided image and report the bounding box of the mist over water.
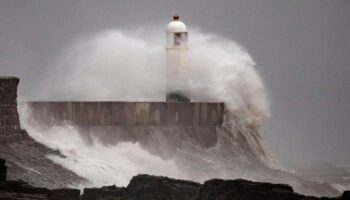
[19,28,277,188]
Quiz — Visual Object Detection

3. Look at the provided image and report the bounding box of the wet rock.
[199,178,296,200]
[0,180,79,200]
[1,158,350,200]
[198,178,346,200]
[47,189,80,200]
[125,174,201,200]
[82,185,125,200]
[82,174,201,200]
[0,192,47,200]
[0,159,79,200]
[78,174,350,200]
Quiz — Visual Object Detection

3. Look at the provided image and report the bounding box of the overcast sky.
[0,0,349,168]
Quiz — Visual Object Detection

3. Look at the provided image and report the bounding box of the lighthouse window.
[174,33,182,46]
[174,33,188,47]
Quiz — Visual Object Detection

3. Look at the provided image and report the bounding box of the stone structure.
[26,102,224,126]
[0,77,24,143]
[26,101,225,158]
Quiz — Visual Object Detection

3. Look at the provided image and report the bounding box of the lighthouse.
[166,15,190,102]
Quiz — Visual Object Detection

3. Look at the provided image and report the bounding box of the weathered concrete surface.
[26,102,224,126]
[25,102,224,159]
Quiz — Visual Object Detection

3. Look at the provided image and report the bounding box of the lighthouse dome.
[167,16,187,33]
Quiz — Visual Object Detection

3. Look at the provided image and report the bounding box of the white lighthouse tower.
[166,15,190,102]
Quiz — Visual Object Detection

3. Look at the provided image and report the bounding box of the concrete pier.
[26,102,225,126]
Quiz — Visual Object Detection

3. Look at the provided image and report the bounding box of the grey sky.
[0,0,349,168]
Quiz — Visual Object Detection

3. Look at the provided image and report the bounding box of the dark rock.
[47,189,80,200]
[199,179,297,200]
[0,158,6,181]
[198,178,342,200]
[82,174,201,200]
[0,192,47,200]
[0,180,49,194]
[125,174,201,200]
[78,174,348,200]
[342,191,350,200]
[82,185,125,200]
[0,165,348,200]
[0,180,80,200]
[0,159,79,200]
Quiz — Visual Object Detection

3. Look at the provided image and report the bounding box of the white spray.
[19,27,275,188]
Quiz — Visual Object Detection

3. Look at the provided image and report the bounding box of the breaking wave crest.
[19,28,278,188]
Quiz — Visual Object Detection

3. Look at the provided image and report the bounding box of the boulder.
[124,174,201,200]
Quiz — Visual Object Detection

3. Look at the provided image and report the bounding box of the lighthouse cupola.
[166,15,188,48]
[166,15,190,102]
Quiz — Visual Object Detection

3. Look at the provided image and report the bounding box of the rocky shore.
[1,158,349,200]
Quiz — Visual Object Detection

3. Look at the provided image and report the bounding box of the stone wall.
[0,77,23,143]
[26,102,225,126]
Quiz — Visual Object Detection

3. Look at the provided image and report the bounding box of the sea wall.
[25,101,225,157]
[0,77,23,143]
[26,102,225,126]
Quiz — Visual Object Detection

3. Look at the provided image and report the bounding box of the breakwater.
[26,102,225,126]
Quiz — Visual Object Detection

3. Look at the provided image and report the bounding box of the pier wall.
[26,102,225,126]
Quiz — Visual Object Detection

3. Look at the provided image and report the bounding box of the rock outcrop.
[199,179,335,200]
[1,158,350,200]
[124,174,201,200]
[0,77,86,188]
[0,159,80,200]
[80,175,350,200]
[0,77,25,144]
[82,185,125,200]
[82,174,201,200]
